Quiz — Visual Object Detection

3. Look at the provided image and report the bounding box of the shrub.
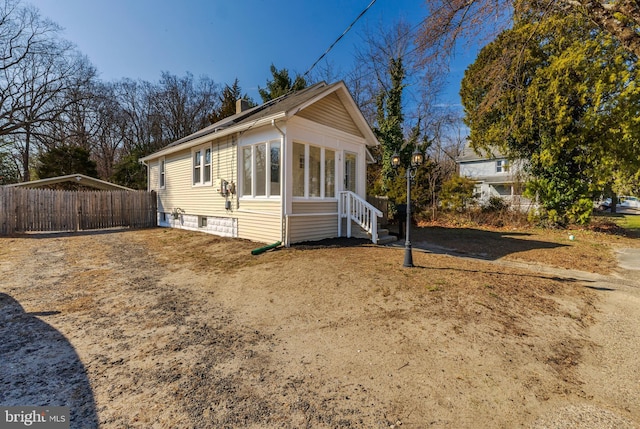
[482,196,508,213]
[440,176,476,212]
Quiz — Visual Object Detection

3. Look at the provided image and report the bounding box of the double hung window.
[159,158,165,188]
[193,146,212,185]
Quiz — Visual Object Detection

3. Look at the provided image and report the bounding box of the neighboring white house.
[457,144,536,211]
[139,81,386,246]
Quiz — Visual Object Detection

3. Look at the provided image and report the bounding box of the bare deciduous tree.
[156,71,220,143]
[417,0,640,62]
[1,0,96,180]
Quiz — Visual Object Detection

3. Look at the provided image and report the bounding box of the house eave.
[140,112,287,162]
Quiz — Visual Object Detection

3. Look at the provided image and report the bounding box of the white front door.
[344,152,357,193]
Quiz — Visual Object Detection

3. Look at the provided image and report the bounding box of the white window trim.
[320,149,325,198]
[192,144,212,187]
[159,157,166,189]
[496,159,509,174]
[304,144,310,197]
[324,149,336,198]
[292,142,338,200]
[268,141,281,197]
[204,147,212,183]
[240,140,281,199]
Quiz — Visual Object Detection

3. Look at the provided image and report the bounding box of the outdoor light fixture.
[391,152,401,170]
[411,149,424,168]
[391,147,425,267]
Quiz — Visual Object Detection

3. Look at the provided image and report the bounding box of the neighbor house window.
[293,142,336,198]
[193,146,212,186]
[159,158,165,188]
[241,141,281,198]
[496,160,509,173]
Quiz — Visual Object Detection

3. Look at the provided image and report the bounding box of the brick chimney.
[236,99,250,114]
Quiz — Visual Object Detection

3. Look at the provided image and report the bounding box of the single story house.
[457,144,536,211]
[140,81,385,246]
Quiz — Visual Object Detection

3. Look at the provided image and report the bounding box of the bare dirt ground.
[1,227,639,428]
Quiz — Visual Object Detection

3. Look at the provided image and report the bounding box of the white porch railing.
[338,191,383,244]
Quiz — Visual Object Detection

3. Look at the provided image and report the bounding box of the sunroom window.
[325,150,335,197]
[293,143,305,197]
[270,144,280,196]
[255,144,267,197]
[309,146,321,197]
[241,141,281,197]
[242,146,252,196]
[293,142,336,199]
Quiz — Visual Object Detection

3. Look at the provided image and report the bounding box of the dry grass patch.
[0,227,635,428]
[413,223,637,273]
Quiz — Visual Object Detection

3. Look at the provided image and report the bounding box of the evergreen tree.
[374,57,406,192]
[371,56,434,215]
[36,145,98,179]
[258,64,307,102]
[208,79,255,123]
[0,147,20,185]
[111,149,148,190]
[461,12,640,225]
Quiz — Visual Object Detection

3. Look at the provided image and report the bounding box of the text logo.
[0,407,69,429]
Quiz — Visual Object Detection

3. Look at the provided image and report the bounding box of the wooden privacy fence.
[0,187,157,235]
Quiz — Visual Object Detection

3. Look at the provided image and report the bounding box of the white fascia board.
[140,112,286,162]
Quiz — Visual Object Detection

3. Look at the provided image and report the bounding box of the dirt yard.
[1,227,639,428]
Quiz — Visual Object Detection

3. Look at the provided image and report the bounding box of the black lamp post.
[391,148,424,267]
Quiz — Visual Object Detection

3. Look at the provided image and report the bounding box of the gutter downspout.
[272,119,288,246]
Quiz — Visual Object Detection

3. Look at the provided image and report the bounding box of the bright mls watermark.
[0,407,69,429]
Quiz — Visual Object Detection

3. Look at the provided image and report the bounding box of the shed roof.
[140,81,379,162]
[6,174,135,191]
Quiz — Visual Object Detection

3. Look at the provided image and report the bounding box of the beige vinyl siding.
[156,137,237,216]
[297,92,363,138]
[236,199,281,243]
[288,201,338,243]
[149,162,160,192]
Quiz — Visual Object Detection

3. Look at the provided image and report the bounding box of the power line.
[303,0,377,79]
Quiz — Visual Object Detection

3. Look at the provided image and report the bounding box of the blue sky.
[27,0,477,106]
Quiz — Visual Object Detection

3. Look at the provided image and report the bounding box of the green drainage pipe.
[251,241,282,255]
